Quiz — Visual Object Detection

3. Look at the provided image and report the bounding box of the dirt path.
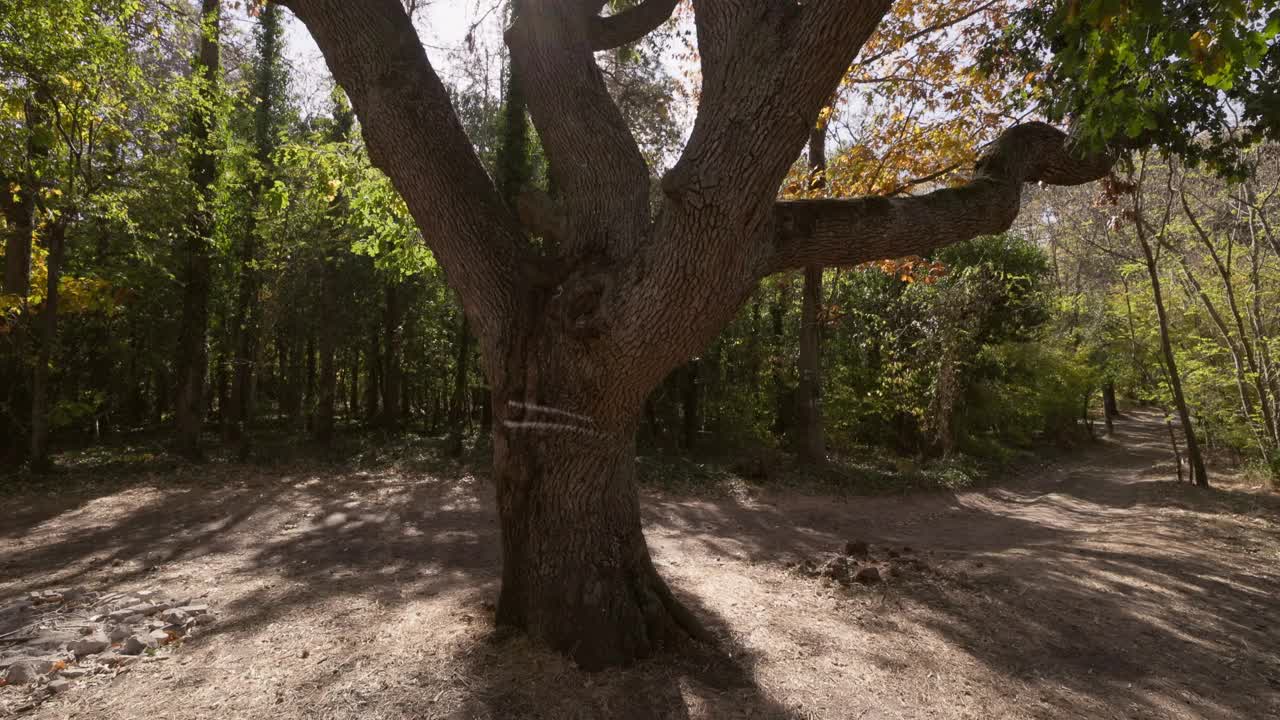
[3,411,1279,719]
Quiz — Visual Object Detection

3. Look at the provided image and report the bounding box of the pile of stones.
[790,540,931,586]
[0,587,215,706]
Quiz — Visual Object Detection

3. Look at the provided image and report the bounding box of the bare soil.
[3,410,1279,719]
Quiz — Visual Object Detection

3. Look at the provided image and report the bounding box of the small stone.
[4,661,39,685]
[843,540,870,558]
[323,512,347,528]
[855,566,882,584]
[60,668,88,679]
[47,678,70,694]
[69,631,110,657]
[97,653,137,668]
[149,629,171,645]
[299,649,309,659]
[108,604,154,622]
[820,556,849,579]
[107,626,131,642]
[160,609,188,625]
[26,629,81,650]
[120,634,155,656]
[176,604,209,617]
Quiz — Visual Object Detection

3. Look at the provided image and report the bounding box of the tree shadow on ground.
[3,444,805,719]
[637,412,1280,719]
[4,411,1278,719]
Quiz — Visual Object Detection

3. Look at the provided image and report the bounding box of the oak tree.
[274,0,1262,668]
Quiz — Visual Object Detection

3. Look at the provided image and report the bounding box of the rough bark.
[279,0,1116,667]
[174,0,221,460]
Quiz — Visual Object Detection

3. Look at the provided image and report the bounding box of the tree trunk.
[770,279,792,438]
[446,315,470,457]
[796,264,824,461]
[3,96,45,298]
[304,333,316,430]
[381,280,403,429]
[29,222,66,471]
[314,261,338,445]
[348,350,359,419]
[679,359,699,451]
[491,408,707,670]
[364,329,381,422]
[1103,382,1118,434]
[1135,222,1208,486]
[795,118,828,463]
[173,0,220,460]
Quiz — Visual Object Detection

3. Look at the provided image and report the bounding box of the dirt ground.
[3,410,1279,720]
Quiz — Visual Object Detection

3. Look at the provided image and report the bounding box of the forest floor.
[3,410,1280,719]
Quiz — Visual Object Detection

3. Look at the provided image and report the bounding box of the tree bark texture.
[279,0,1115,667]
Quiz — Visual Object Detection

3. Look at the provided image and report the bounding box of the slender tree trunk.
[446,315,470,457]
[348,350,359,419]
[796,264,824,461]
[1103,382,1119,435]
[770,279,792,437]
[1166,417,1185,483]
[29,222,66,471]
[1172,261,1268,453]
[1135,222,1208,486]
[382,281,403,429]
[795,120,827,462]
[174,0,221,460]
[227,4,282,454]
[314,263,338,445]
[679,359,699,450]
[304,333,316,429]
[3,97,44,299]
[364,329,381,422]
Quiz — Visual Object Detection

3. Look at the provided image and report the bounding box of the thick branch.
[508,1,650,258]
[762,122,1114,273]
[276,0,526,340]
[589,0,679,50]
[665,1,891,210]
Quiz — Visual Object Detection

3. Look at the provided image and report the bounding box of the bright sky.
[272,1,510,113]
